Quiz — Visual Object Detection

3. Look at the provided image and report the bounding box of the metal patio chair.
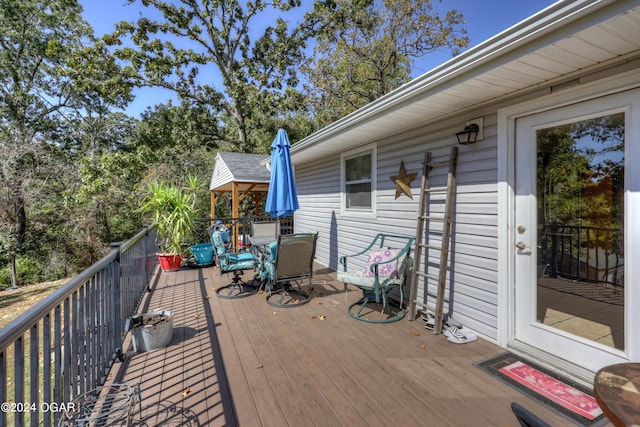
[510,402,552,427]
[248,220,279,247]
[258,232,318,308]
[210,228,260,298]
[251,221,278,239]
[337,233,415,323]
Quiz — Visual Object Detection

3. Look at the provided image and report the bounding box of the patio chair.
[251,221,278,239]
[258,232,318,308]
[337,233,415,323]
[510,402,552,427]
[210,227,260,299]
[248,220,279,247]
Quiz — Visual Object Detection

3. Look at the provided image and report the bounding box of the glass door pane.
[536,113,625,350]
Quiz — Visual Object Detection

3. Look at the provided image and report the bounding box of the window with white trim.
[341,144,376,215]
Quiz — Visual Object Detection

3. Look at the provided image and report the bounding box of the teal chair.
[210,228,260,299]
[337,234,415,323]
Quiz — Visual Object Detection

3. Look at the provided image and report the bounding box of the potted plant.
[141,180,198,272]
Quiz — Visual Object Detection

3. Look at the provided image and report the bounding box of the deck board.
[106,262,612,426]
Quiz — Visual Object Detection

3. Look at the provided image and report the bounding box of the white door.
[513,88,640,374]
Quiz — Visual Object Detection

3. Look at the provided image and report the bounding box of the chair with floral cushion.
[337,233,415,323]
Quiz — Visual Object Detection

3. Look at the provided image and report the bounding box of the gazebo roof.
[209,151,271,193]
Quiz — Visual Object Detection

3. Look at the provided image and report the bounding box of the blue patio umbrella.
[266,129,299,218]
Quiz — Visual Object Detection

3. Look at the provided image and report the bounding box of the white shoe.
[445,316,463,328]
[444,326,477,344]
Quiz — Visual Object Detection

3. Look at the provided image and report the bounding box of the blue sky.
[81,0,558,116]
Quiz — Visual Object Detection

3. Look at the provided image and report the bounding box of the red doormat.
[476,352,606,426]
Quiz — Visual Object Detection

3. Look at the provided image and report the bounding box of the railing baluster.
[53,307,61,427]
[104,267,111,377]
[95,271,102,383]
[113,244,123,352]
[70,291,78,399]
[14,336,24,427]
[89,276,98,390]
[106,265,114,377]
[63,298,70,404]
[78,284,86,396]
[587,230,596,280]
[144,225,151,285]
[29,323,39,427]
[96,269,102,379]
[576,226,581,279]
[43,313,51,427]
[1,347,6,427]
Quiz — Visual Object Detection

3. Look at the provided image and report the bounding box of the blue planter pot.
[190,243,214,265]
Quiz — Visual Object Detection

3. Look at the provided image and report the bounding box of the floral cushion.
[363,248,400,277]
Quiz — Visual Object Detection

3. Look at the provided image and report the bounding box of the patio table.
[594,362,640,426]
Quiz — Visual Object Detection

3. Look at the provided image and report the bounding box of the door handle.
[515,241,527,251]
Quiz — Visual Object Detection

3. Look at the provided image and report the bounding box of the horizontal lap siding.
[293,156,343,269]
[421,121,499,340]
[294,115,500,340]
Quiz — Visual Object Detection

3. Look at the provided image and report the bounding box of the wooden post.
[210,191,218,224]
[232,182,239,249]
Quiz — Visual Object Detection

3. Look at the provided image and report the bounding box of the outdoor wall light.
[456,123,480,145]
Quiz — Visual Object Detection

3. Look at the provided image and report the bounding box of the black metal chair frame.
[510,402,552,427]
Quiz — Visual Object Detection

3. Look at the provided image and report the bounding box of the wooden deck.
[108,263,608,426]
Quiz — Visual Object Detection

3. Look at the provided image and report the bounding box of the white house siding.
[209,156,234,190]
[293,155,342,268]
[286,3,640,379]
[294,113,501,340]
[294,58,640,350]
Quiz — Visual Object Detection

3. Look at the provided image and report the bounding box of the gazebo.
[209,151,271,221]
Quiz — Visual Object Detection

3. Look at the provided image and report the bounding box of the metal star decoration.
[390,161,417,199]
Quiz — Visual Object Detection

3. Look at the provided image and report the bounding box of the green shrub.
[0,257,63,289]
[0,267,10,290]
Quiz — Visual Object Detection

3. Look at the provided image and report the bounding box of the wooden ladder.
[408,146,458,334]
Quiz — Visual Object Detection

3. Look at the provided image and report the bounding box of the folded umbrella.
[266,129,299,218]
